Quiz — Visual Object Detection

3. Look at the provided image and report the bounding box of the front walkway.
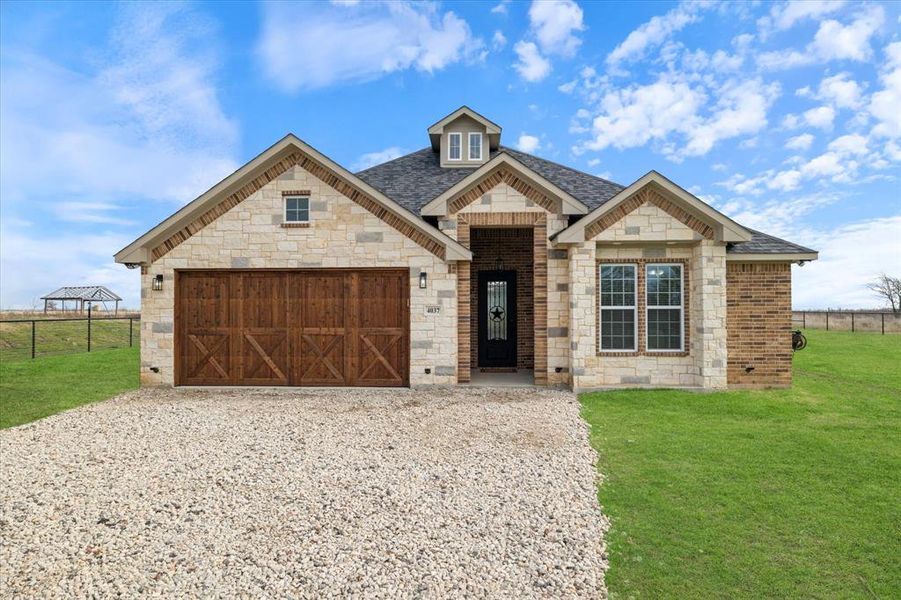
[0,387,608,598]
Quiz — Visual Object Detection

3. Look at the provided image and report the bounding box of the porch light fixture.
[152,274,164,291]
[419,271,428,289]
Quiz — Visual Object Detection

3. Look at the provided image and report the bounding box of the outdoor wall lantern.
[419,271,428,289]
[152,274,164,291]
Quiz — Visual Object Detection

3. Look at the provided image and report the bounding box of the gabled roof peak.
[427,106,501,135]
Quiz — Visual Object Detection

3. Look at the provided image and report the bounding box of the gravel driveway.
[1,387,608,598]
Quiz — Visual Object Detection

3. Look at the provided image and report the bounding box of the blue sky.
[1,0,899,309]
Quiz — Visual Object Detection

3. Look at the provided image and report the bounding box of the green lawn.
[581,331,901,599]
[0,346,140,429]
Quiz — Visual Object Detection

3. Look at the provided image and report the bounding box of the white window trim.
[448,132,462,161]
[468,132,483,161]
[283,196,310,224]
[598,263,638,353]
[645,263,684,353]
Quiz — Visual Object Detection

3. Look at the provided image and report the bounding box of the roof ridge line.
[499,146,625,189]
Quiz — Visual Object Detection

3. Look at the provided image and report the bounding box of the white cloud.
[828,133,868,156]
[816,72,864,109]
[528,0,584,57]
[558,79,577,94]
[758,5,884,70]
[579,75,777,160]
[256,2,484,91]
[587,158,601,167]
[606,1,709,71]
[352,147,406,171]
[52,202,136,226]
[761,0,847,33]
[513,41,551,82]
[516,133,541,153]
[803,105,835,129]
[793,216,901,309]
[490,0,510,15]
[869,42,901,139]
[786,133,815,150]
[492,30,507,50]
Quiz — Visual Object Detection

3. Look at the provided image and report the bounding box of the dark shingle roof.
[727,229,817,255]
[355,146,625,214]
[355,147,815,257]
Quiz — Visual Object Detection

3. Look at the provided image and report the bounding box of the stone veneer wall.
[726,262,792,387]
[469,228,534,369]
[566,200,728,390]
[140,164,457,387]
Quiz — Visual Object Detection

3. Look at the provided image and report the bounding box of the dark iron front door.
[478,270,517,368]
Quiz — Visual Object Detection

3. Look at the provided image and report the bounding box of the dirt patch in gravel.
[1,387,608,598]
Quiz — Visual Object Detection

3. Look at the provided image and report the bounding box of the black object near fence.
[0,309,140,361]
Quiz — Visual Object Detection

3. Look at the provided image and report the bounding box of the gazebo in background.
[41,286,122,315]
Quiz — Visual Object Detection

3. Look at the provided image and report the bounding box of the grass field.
[581,331,901,599]
[0,318,138,362]
[0,347,140,429]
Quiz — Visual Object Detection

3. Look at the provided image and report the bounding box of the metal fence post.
[803,311,806,328]
[129,318,133,347]
[851,313,855,332]
[87,306,92,352]
[31,320,36,359]
[882,313,885,335]
[826,311,829,331]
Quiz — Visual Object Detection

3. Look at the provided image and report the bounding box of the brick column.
[456,216,471,383]
[533,216,548,385]
[568,242,596,390]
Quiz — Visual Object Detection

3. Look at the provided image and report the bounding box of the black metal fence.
[0,311,140,362]
[792,311,901,334]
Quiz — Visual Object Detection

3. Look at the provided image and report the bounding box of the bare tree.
[867,274,901,315]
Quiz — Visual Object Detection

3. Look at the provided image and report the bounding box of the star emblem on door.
[490,305,505,321]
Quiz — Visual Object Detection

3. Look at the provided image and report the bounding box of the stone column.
[568,241,597,390]
[691,241,728,388]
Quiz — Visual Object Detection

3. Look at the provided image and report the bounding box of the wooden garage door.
[176,270,409,387]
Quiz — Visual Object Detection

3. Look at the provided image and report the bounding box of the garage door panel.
[297,334,346,385]
[183,331,232,385]
[176,269,408,387]
[240,330,289,385]
[356,331,405,386]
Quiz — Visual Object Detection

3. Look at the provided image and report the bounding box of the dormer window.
[448,132,462,161]
[469,133,483,161]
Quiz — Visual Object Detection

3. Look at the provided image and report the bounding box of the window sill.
[281,222,311,228]
[596,350,691,358]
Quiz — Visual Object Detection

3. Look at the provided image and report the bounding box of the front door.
[478,270,517,368]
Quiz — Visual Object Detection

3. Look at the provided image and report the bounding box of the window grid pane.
[646,264,683,350]
[285,197,309,222]
[449,134,461,160]
[599,264,636,351]
[469,134,482,160]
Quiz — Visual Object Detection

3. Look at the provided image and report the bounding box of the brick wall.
[726,262,792,387]
[469,228,534,369]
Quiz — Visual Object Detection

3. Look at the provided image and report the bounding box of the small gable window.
[284,196,310,223]
[448,132,462,161]
[469,132,482,161]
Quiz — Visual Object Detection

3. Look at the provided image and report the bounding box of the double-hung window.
[646,264,683,351]
[448,132,462,161]
[468,132,483,160]
[284,196,310,224]
[599,264,637,351]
